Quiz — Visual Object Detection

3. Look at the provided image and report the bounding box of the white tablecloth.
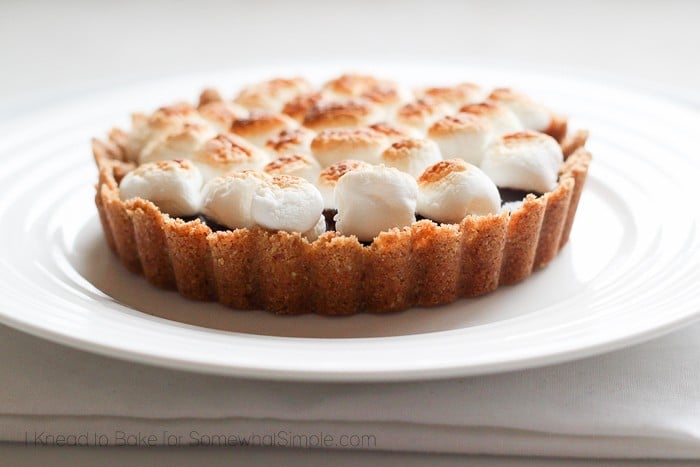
[2,321,700,458]
[2,0,700,463]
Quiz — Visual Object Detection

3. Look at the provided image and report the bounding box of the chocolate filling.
[180,214,230,232]
[181,188,542,234]
[498,187,542,204]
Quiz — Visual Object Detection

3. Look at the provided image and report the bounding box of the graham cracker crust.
[93,131,591,315]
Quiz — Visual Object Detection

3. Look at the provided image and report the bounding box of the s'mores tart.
[93,72,591,314]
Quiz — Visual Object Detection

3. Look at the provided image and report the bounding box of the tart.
[93,73,591,315]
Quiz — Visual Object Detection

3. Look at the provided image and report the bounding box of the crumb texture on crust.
[94,126,590,315]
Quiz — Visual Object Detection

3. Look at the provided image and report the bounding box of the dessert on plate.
[93,73,591,315]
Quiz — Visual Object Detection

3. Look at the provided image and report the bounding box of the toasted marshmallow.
[322,73,411,117]
[303,98,384,131]
[316,160,371,210]
[201,171,270,230]
[139,122,217,164]
[264,127,316,157]
[488,88,552,131]
[459,101,523,136]
[119,159,203,217]
[126,102,203,160]
[281,91,324,122]
[192,133,270,181]
[197,88,223,107]
[368,122,421,142]
[303,214,327,242]
[380,138,443,178]
[481,131,564,193]
[263,153,321,183]
[394,98,452,134]
[427,113,494,166]
[251,175,324,233]
[416,83,487,112]
[334,165,418,242]
[198,100,249,132]
[322,73,385,98]
[417,159,500,223]
[310,128,389,167]
[231,112,298,147]
[362,84,412,117]
[234,77,313,113]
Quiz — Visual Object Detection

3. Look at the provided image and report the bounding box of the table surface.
[1,0,700,464]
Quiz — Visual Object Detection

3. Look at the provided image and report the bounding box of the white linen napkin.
[1,320,700,458]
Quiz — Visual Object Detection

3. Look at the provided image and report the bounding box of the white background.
[1,0,699,465]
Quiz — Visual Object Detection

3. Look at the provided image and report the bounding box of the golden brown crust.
[362,228,415,312]
[306,233,365,315]
[459,213,508,297]
[559,148,592,247]
[208,229,258,309]
[534,179,574,268]
[130,198,177,288]
[412,221,461,306]
[499,195,546,285]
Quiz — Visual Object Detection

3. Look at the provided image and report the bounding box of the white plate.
[0,63,699,382]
